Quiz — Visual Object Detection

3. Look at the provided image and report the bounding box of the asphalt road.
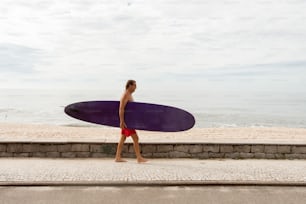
[1,186,306,204]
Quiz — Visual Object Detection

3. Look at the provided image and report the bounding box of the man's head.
[125,79,136,93]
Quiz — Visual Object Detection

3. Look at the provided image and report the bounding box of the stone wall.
[0,143,306,159]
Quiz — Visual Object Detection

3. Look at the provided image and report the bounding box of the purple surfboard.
[64,101,195,132]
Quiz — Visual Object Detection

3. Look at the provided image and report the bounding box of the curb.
[1,181,306,186]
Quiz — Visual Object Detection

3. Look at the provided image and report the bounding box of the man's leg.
[115,134,127,162]
[131,133,148,163]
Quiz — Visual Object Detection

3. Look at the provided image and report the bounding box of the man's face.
[131,83,137,92]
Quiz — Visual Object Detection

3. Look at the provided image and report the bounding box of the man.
[115,80,148,163]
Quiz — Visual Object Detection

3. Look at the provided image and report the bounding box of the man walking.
[115,80,148,163]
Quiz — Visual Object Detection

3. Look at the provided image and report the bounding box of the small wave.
[0,108,15,113]
[61,123,102,128]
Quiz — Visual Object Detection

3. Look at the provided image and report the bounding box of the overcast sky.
[0,0,306,93]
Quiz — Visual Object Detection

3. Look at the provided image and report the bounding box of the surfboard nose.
[64,105,80,116]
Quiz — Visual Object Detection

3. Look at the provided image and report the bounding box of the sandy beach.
[0,123,305,144]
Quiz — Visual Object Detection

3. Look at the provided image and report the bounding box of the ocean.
[0,88,305,128]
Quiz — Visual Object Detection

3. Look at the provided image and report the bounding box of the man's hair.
[125,80,136,90]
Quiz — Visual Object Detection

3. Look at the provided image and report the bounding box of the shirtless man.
[115,80,148,163]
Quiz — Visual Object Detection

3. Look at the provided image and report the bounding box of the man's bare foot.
[137,157,148,163]
[115,158,127,162]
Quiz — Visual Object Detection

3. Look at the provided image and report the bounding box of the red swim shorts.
[121,128,136,137]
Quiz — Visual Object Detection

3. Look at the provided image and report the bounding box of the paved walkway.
[1,158,306,186]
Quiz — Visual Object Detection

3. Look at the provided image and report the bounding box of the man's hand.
[120,121,127,129]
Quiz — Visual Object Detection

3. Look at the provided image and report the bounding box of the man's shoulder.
[120,92,130,101]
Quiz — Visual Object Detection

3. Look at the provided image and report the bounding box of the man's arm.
[119,94,128,129]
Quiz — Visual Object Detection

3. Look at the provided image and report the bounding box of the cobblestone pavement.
[0,158,305,185]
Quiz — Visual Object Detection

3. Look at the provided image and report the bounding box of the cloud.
[0,43,41,74]
[162,60,306,79]
[0,0,305,91]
